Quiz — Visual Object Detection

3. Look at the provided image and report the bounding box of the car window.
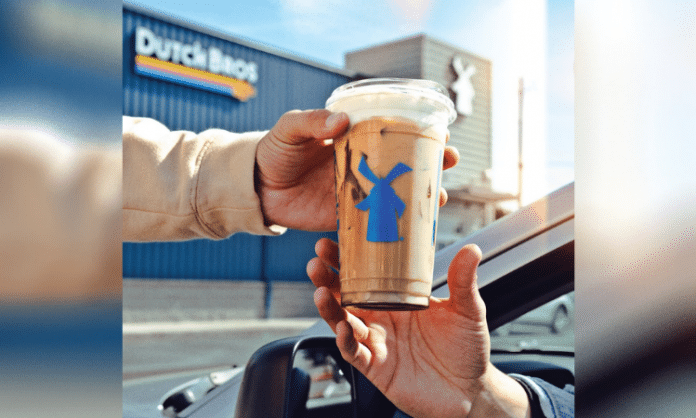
[490,291,574,352]
[293,348,353,410]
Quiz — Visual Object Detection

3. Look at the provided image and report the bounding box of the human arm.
[510,375,574,418]
[122,111,350,241]
[254,110,457,229]
[123,116,282,241]
[125,110,459,241]
[307,239,532,418]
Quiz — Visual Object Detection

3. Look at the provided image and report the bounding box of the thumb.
[273,109,349,145]
[446,244,485,319]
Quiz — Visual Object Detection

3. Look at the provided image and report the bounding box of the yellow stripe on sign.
[135,55,256,101]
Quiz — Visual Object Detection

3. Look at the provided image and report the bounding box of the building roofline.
[345,33,491,64]
[344,33,427,57]
[123,1,358,78]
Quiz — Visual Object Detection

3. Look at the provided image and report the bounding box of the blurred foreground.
[0,0,695,416]
[0,0,122,416]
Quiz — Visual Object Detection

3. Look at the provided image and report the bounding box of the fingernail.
[325,112,342,130]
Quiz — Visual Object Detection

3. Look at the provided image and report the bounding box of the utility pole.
[517,78,524,208]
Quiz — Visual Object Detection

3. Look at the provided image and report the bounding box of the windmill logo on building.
[451,56,476,117]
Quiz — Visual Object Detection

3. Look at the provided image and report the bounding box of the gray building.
[346,35,515,248]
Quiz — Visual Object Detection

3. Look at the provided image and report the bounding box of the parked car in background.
[492,292,574,336]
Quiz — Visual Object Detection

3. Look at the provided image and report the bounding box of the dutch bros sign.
[134,26,257,101]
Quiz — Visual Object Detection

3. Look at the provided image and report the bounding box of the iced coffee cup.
[325,78,456,310]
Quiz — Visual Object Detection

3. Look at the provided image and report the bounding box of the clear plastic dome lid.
[325,78,457,125]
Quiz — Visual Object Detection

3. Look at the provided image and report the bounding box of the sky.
[127,0,574,204]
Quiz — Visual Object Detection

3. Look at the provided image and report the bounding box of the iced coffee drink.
[326,79,456,310]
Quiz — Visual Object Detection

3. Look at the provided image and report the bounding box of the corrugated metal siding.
[264,230,339,281]
[343,35,493,190]
[422,37,493,189]
[123,6,350,280]
[123,9,350,134]
[122,234,263,279]
[344,36,422,79]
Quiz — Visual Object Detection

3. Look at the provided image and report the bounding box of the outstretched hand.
[307,240,531,418]
[255,109,460,231]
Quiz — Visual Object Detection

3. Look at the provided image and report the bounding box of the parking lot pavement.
[123,280,575,379]
[122,319,318,379]
[123,279,322,379]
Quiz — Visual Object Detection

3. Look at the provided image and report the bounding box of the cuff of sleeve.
[508,374,553,418]
[194,129,287,238]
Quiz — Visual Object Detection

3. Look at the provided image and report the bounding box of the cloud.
[277,0,395,38]
[386,0,433,30]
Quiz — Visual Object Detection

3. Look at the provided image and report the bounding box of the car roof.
[433,182,574,289]
[433,182,574,329]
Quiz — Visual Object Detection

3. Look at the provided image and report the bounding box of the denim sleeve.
[509,374,574,418]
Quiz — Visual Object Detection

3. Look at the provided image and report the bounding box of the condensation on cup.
[326,78,457,310]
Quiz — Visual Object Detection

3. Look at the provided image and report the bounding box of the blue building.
[122,3,356,283]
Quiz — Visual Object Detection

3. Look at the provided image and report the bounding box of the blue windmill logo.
[355,156,412,242]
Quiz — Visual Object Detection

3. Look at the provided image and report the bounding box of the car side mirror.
[233,336,357,418]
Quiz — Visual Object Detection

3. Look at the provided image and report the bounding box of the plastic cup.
[326,78,456,310]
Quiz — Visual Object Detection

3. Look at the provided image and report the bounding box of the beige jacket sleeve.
[0,129,122,301]
[123,116,286,242]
